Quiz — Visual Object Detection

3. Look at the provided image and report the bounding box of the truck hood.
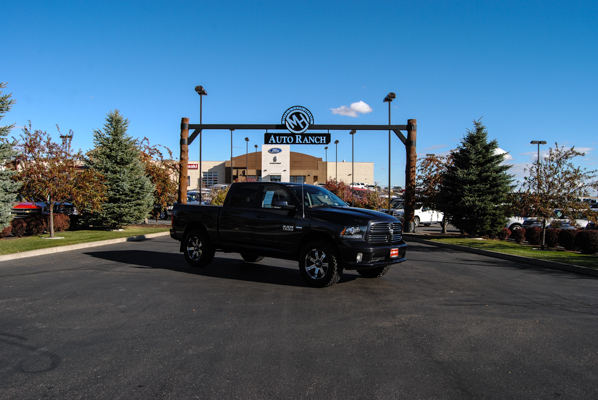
[306,206,400,227]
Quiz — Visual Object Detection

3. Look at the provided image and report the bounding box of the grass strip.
[428,238,598,269]
[0,227,170,255]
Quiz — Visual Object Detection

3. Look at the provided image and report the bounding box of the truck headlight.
[340,226,367,240]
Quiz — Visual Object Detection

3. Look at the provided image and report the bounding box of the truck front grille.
[368,222,402,244]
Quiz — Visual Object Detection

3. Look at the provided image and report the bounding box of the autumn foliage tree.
[514,144,598,228]
[416,154,453,232]
[13,124,107,237]
[137,137,179,218]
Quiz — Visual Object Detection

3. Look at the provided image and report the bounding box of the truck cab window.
[262,186,290,208]
[229,187,258,208]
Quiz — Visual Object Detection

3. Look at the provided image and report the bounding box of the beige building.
[185,145,374,189]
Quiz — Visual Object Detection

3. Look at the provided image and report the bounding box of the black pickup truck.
[170,182,407,287]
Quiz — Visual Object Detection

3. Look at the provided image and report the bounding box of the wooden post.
[404,119,417,233]
[178,118,189,204]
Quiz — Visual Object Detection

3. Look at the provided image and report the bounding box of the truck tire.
[299,241,343,288]
[414,216,420,227]
[357,265,391,278]
[241,254,264,262]
[183,229,215,268]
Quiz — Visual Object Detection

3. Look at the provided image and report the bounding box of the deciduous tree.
[416,154,453,232]
[137,137,179,219]
[14,124,106,237]
[515,144,598,229]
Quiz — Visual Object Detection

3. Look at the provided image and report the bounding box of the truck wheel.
[241,254,264,262]
[357,265,391,278]
[299,242,343,288]
[414,216,420,227]
[509,223,522,231]
[183,229,215,268]
[159,210,168,220]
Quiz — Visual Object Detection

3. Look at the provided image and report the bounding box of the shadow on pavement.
[84,249,359,287]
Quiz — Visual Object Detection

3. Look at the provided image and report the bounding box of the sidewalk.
[0,231,170,263]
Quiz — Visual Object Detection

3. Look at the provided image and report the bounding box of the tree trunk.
[49,204,55,238]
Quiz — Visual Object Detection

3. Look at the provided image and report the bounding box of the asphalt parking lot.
[1,235,597,399]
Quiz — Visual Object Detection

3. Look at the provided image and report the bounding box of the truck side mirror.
[272,200,295,210]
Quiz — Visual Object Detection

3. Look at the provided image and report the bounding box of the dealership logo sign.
[282,106,313,134]
[268,148,282,154]
[265,133,330,145]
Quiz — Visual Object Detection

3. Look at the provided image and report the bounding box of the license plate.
[390,248,399,258]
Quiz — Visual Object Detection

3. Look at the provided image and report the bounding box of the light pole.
[195,85,207,200]
[324,146,328,162]
[384,92,396,214]
[334,140,339,184]
[349,130,356,187]
[254,144,258,181]
[230,129,235,183]
[531,140,547,249]
[245,137,249,181]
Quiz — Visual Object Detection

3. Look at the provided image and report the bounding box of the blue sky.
[3,0,597,191]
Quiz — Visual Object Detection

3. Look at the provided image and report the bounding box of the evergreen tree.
[437,119,514,237]
[86,110,154,229]
[0,82,21,229]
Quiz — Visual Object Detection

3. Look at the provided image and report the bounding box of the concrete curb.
[0,231,171,263]
[406,235,598,278]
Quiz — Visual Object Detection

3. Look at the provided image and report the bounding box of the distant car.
[505,216,527,231]
[11,202,49,218]
[392,204,443,227]
[522,209,589,230]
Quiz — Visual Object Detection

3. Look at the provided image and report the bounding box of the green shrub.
[574,230,598,254]
[511,228,526,244]
[525,226,542,245]
[558,229,577,251]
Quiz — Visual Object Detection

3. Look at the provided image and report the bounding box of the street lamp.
[334,140,339,184]
[230,129,235,183]
[349,130,356,188]
[324,146,328,162]
[383,92,396,214]
[195,85,207,200]
[245,137,249,181]
[531,140,547,249]
[254,144,258,181]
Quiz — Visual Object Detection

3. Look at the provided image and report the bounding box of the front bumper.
[338,239,407,270]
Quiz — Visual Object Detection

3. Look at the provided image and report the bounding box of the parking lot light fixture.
[383,92,396,214]
[195,85,207,201]
[334,140,340,184]
[350,130,356,188]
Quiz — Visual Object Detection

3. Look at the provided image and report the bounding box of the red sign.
[390,248,399,258]
[188,163,198,170]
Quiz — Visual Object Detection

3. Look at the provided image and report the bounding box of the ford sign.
[268,148,283,154]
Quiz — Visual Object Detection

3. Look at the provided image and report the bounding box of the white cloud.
[495,147,513,161]
[331,101,373,117]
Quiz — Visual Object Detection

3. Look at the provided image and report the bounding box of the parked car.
[505,216,527,231]
[11,202,49,218]
[392,204,444,227]
[522,209,590,230]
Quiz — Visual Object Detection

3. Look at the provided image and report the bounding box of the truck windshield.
[289,185,348,208]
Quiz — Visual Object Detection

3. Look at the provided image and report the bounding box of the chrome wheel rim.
[186,236,203,261]
[304,248,328,280]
